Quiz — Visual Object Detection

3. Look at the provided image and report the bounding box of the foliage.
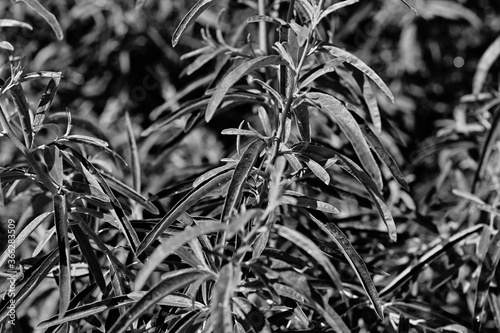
[0,0,500,332]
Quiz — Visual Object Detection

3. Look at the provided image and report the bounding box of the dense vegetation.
[1,0,500,332]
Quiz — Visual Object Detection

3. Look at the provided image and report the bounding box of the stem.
[258,0,268,55]
[0,105,58,194]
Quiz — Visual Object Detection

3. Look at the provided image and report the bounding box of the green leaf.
[321,45,395,103]
[13,0,63,40]
[206,56,284,122]
[307,210,384,319]
[275,225,344,297]
[380,224,484,298]
[473,231,500,332]
[293,142,396,241]
[304,157,331,185]
[473,36,500,94]
[307,92,383,190]
[211,263,236,333]
[193,163,236,188]
[110,269,210,333]
[222,140,265,222]
[136,170,233,256]
[172,0,224,47]
[36,296,133,329]
[135,222,223,290]
[53,194,71,317]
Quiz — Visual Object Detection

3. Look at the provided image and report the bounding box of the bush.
[1,0,500,332]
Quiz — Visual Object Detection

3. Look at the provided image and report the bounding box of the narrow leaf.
[293,102,311,142]
[307,211,384,319]
[136,170,233,255]
[322,45,395,103]
[0,41,14,51]
[172,0,224,47]
[206,56,284,121]
[473,36,500,94]
[221,140,265,222]
[211,263,235,333]
[110,269,210,333]
[14,0,63,40]
[0,19,33,29]
[135,222,223,290]
[282,191,339,214]
[36,296,133,329]
[473,231,500,332]
[308,92,383,190]
[304,157,330,185]
[319,0,359,20]
[53,194,71,317]
[9,84,32,147]
[124,111,141,192]
[193,163,235,188]
[33,76,61,133]
[362,75,382,135]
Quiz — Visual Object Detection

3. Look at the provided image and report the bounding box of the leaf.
[100,172,159,214]
[293,102,311,142]
[193,163,236,188]
[135,222,223,290]
[0,41,14,51]
[472,106,500,192]
[110,269,210,333]
[53,194,71,317]
[33,77,61,133]
[275,225,344,298]
[13,0,64,40]
[211,263,236,333]
[71,224,107,293]
[0,212,52,267]
[299,59,346,90]
[60,135,127,166]
[362,75,382,135]
[321,45,395,103]
[0,19,33,30]
[0,249,59,322]
[36,296,133,329]
[304,157,331,185]
[473,231,500,332]
[293,142,396,241]
[350,111,409,191]
[172,0,224,47]
[221,140,265,222]
[44,145,63,186]
[380,224,484,298]
[282,191,339,214]
[399,0,418,14]
[319,0,359,21]
[206,56,284,121]
[307,210,384,319]
[473,36,500,95]
[127,292,204,309]
[9,83,32,148]
[307,92,383,190]
[136,170,233,256]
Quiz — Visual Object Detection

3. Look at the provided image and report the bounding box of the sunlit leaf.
[13,0,63,40]
[473,36,500,95]
[33,77,61,134]
[0,19,32,29]
[211,263,236,333]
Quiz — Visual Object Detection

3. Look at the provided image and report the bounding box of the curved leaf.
[13,0,63,40]
[307,92,383,190]
[473,36,500,95]
[221,140,265,222]
[110,269,210,333]
[283,191,339,214]
[0,19,33,30]
[53,194,71,317]
[321,45,395,103]
[172,0,224,47]
[307,211,384,319]
[136,170,233,256]
[206,55,284,121]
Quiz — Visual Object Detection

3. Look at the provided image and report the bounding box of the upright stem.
[258,0,268,55]
[0,105,58,194]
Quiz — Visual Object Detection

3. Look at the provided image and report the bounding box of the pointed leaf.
[282,191,339,214]
[206,56,284,121]
[13,0,63,40]
[211,263,236,333]
[473,231,500,332]
[33,77,61,132]
[473,36,500,94]
[110,269,210,333]
[172,0,224,47]
[137,170,233,255]
[362,75,382,135]
[0,19,33,29]
[135,222,223,290]
[307,92,383,190]
[124,111,141,192]
[322,45,394,103]
[36,296,133,329]
[53,194,71,317]
[9,83,32,148]
[221,140,265,222]
[193,163,236,188]
[319,0,359,20]
[293,102,311,142]
[0,41,14,51]
[275,225,344,296]
[307,210,384,319]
